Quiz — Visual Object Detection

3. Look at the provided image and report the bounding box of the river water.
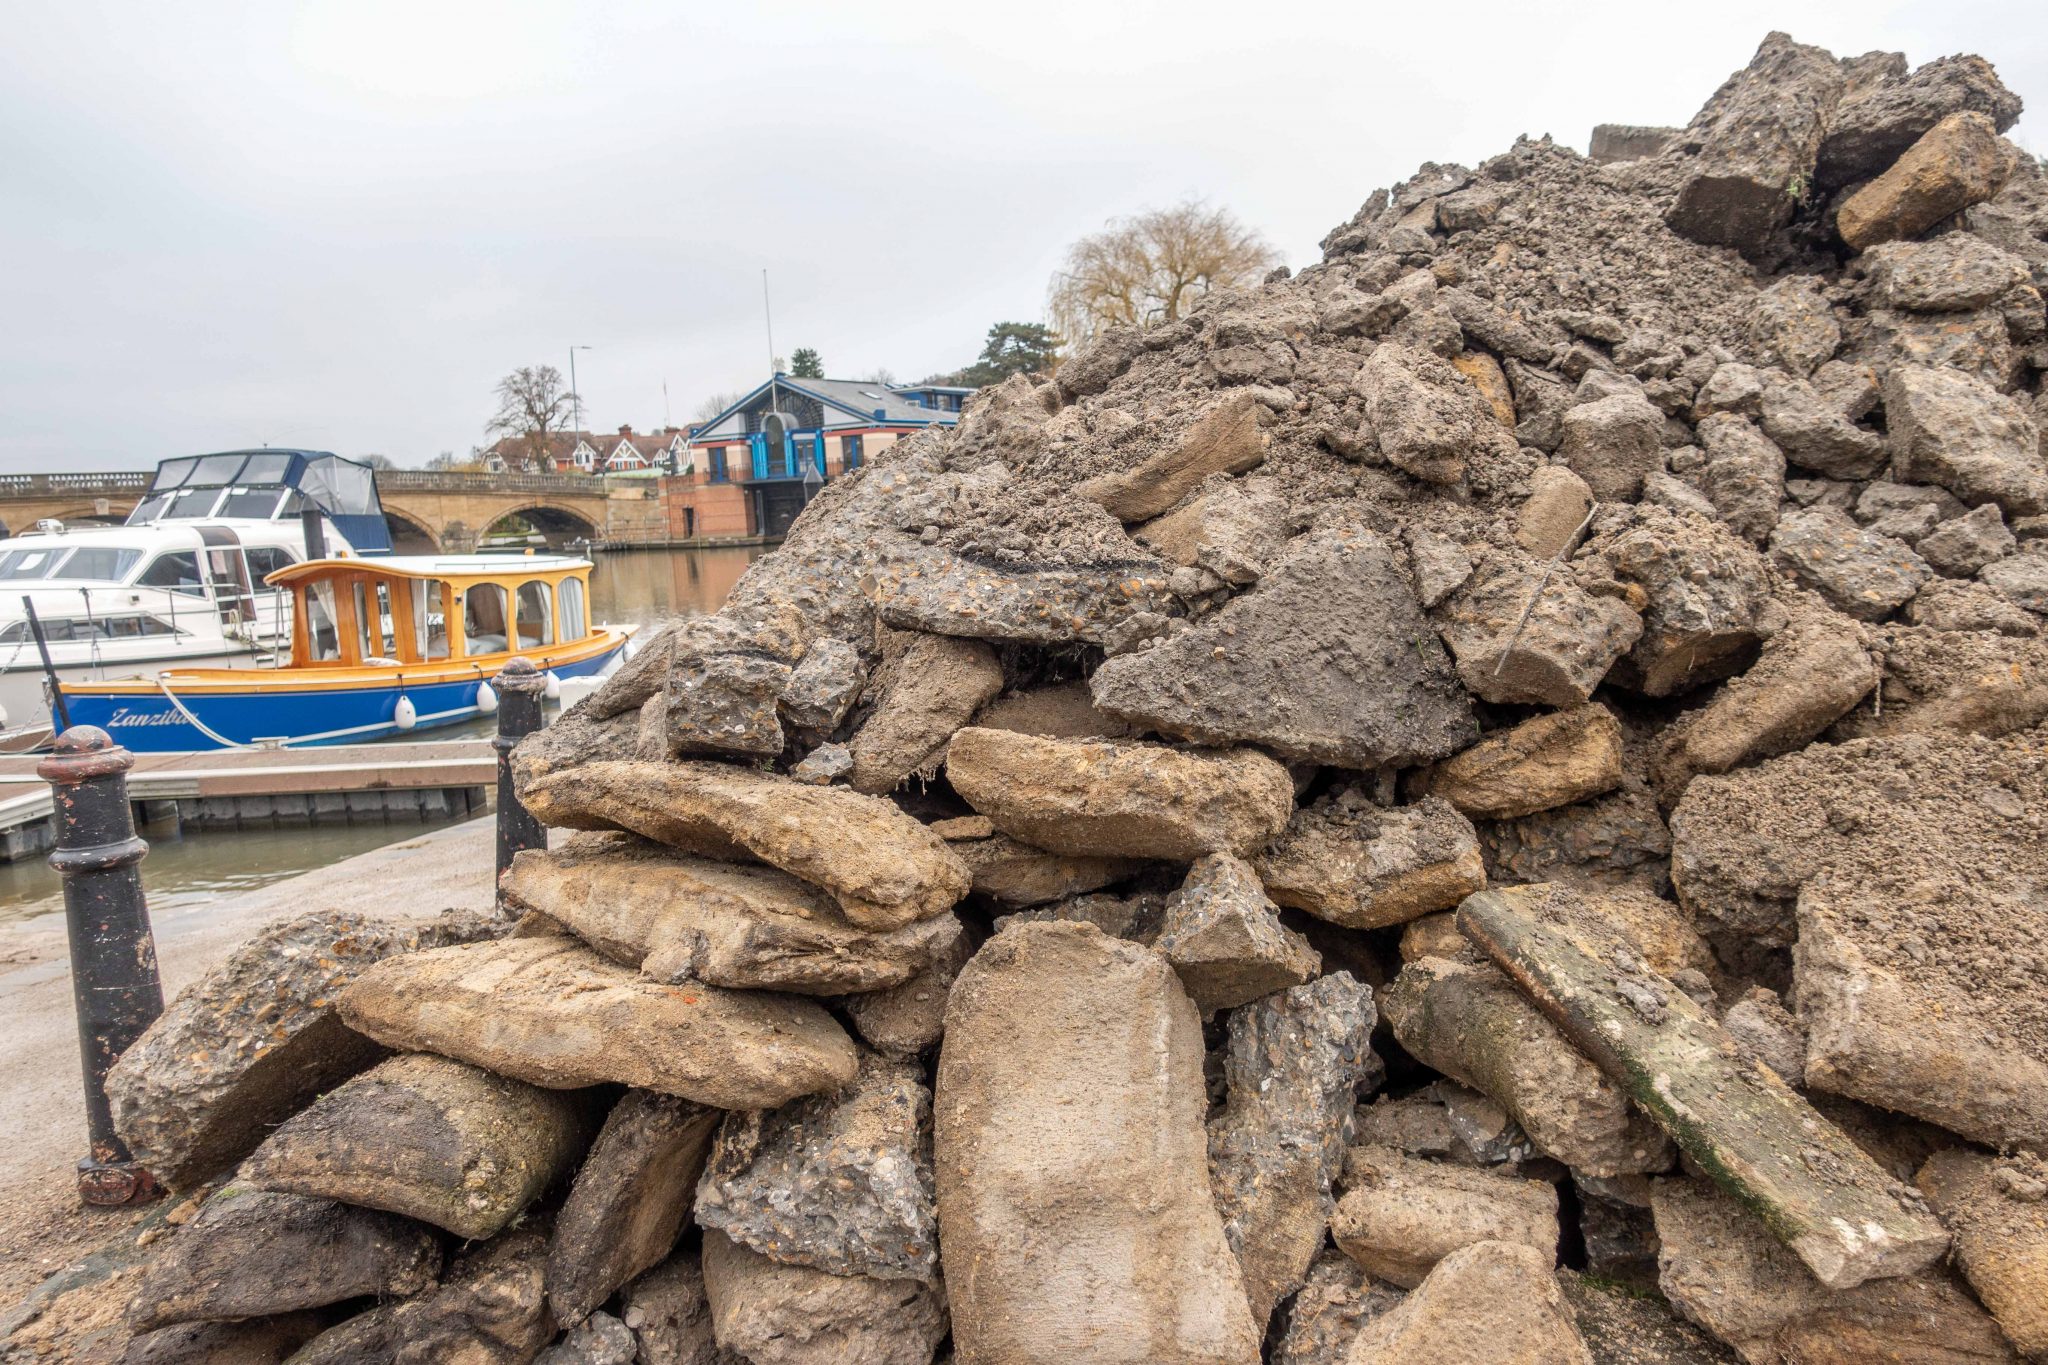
[0,545,763,924]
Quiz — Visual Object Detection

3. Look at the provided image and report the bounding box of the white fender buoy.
[394,694,418,731]
[543,670,562,701]
[474,680,498,715]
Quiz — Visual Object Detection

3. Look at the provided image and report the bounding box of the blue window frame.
[709,447,729,483]
[842,435,863,470]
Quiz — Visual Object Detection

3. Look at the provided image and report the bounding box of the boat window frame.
[514,579,555,649]
[461,582,511,659]
[559,576,587,641]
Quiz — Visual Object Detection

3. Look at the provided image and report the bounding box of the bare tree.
[1048,199,1280,347]
[862,366,898,385]
[692,389,748,423]
[486,365,579,470]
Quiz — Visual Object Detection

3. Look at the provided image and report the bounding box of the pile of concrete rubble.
[83,31,2048,1365]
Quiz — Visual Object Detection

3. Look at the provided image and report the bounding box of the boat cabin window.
[305,581,341,661]
[560,577,587,640]
[136,551,207,596]
[0,547,68,580]
[353,581,391,661]
[244,546,296,583]
[515,580,554,647]
[63,547,144,582]
[464,583,510,656]
[217,487,286,519]
[413,580,451,659]
[0,615,180,643]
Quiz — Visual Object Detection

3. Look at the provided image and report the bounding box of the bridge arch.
[383,510,440,555]
[483,502,599,549]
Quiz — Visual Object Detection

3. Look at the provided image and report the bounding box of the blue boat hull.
[62,647,623,752]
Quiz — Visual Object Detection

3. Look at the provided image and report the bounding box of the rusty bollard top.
[497,655,547,695]
[37,725,134,786]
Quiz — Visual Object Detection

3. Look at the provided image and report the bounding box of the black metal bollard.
[39,727,164,1206]
[493,657,548,888]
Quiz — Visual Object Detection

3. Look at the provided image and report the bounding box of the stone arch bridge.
[0,470,645,552]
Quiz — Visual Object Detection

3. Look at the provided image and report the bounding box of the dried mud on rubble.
[23,28,2048,1365]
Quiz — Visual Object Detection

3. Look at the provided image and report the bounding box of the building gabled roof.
[693,374,971,439]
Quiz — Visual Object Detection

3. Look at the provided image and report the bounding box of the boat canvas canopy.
[128,450,393,554]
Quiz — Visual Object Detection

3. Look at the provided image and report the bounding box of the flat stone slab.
[106,910,457,1192]
[548,1089,720,1328]
[1331,1146,1558,1289]
[1090,526,1474,768]
[700,1230,949,1365]
[847,630,1004,794]
[516,758,971,931]
[696,1053,937,1284]
[1418,705,1624,819]
[953,832,1146,906]
[242,1051,588,1240]
[945,727,1294,860]
[502,836,959,995]
[1344,1240,1593,1365]
[339,935,861,1108]
[1079,389,1270,522]
[127,1185,439,1332]
[863,542,1174,647]
[1460,889,1948,1289]
[934,921,1261,1364]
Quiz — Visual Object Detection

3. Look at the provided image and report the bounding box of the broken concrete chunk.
[1134,477,1292,586]
[105,910,436,1193]
[242,1052,587,1241]
[696,1053,937,1284]
[1091,526,1475,768]
[1652,602,1877,804]
[1592,504,1773,694]
[1478,788,1672,892]
[1560,390,1666,502]
[1434,550,1643,707]
[1693,414,1786,544]
[1917,1149,2048,1359]
[1460,890,1948,1289]
[1908,576,2045,635]
[620,1253,719,1365]
[1749,276,1840,377]
[1886,363,2048,517]
[1797,862,2048,1151]
[1078,389,1270,522]
[119,1315,332,1365]
[945,727,1293,860]
[502,839,958,996]
[127,1186,440,1332]
[1331,1146,1559,1289]
[660,608,809,758]
[1557,1272,1736,1365]
[1982,551,2048,615]
[1358,344,1513,485]
[288,1228,555,1365]
[547,1091,720,1328]
[971,680,1135,740]
[1344,1240,1593,1365]
[339,935,860,1108]
[1666,32,1844,258]
[1419,705,1624,819]
[1273,1253,1407,1365]
[863,539,1174,648]
[1838,111,2023,252]
[1818,53,2024,190]
[1915,502,2015,576]
[1208,974,1378,1329]
[1864,234,2034,313]
[1380,956,1672,1178]
[1653,1177,2009,1365]
[933,921,1262,1364]
[1254,791,1484,931]
[847,630,1004,794]
[536,1311,635,1365]
[1834,624,2048,740]
[517,759,970,931]
[1722,986,1809,1082]
[1516,466,1596,558]
[1756,373,1888,480]
[699,1230,947,1365]
[1155,853,1319,1012]
[779,635,865,731]
[952,831,1144,906]
[1403,526,1474,609]
[840,922,973,1058]
[1769,507,1930,620]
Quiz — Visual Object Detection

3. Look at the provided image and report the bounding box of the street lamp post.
[568,345,593,456]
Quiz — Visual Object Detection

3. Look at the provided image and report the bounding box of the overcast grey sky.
[0,0,2037,472]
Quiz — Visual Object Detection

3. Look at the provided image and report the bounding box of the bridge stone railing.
[380,470,611,496]
[0,471,152,496]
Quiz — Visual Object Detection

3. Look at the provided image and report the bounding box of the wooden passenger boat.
[58,553,633,751]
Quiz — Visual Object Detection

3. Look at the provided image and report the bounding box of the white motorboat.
[0,450,393,747]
